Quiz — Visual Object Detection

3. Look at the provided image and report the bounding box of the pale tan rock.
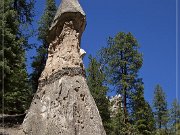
[41,21,84,80]
[22,0,106,135]
[0,126,25,135]
[110,94,123,117]
[23,76,106,135]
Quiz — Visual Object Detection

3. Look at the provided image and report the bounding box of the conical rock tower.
[22,0,106,135]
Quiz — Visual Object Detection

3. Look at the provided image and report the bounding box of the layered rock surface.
[22,0,106,135]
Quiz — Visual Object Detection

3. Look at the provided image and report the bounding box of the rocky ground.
[0,114,25,135]
[0,125,24,135]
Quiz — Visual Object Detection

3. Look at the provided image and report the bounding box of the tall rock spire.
[22,0,106,135]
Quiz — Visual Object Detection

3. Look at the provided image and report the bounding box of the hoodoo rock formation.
[22,0,106,135]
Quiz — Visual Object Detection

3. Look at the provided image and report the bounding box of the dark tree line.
[0,0,56,114]
[0,0,34,114]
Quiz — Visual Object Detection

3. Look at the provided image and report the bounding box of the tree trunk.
[124,90,127,124]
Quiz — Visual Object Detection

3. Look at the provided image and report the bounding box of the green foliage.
[169,99,180,134]
[131,79,155,134]
[30,0,56,92]
[0,0,34,114]
[110,107,140,135]
[86,55,112,134]
[174,123,180,135]
[99,32,143,122]
[153,84,169,132]
[98,32,156,134]
[38,0,56,44]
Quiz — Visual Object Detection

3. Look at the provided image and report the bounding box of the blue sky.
[27,0,179,107]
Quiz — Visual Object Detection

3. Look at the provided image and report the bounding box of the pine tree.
[153,84,169,134]
[111,107,140,135]
[99,32,143,123]
[111,108,126,135]
[131,79,155,134]
[0,0,34,114]
[169,99,180,134]
[86,55,111,134]
[30,0,56,92]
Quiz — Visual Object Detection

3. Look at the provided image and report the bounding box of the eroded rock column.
[22,0,106,135]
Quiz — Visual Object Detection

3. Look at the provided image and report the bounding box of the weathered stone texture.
[23,76,106,135]
[41,21,85,80]
[22,0,106,134]
[48,0,86,45]
[50,0,85,31]
[110,94,123,117]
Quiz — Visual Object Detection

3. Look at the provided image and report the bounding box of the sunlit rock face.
[41,21,84,80]
[109,94,123,117]
[22,0,106,135]
[40,0,87,81]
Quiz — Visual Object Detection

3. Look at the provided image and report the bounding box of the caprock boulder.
[22,0,106,135]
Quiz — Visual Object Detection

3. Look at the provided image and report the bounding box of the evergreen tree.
[0,0,34,114]
[131,79,155,134]
[111,107,140,135]
[86,55,111,134]
[169,99,180,134]
[99,32,143,123]
[153,84,169,134]
[30,0,56,92]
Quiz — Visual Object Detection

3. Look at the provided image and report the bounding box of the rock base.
[22,71,106,135]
